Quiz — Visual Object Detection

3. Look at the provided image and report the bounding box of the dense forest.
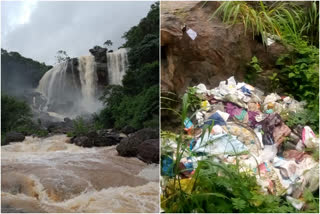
[1,49,52,95]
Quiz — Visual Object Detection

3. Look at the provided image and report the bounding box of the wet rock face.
[116,128,159,162]
[89,46,109,87]
[3,132,25,145]
[89,46,107,63]
[121,126,137,135]
[137,139,159,164]
[161,1,286,95]
[70,130,123,148]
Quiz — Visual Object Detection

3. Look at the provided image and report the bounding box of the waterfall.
[38,61,75,113]
[106,48,128,85]
[37,56,101,117]
[37,49,129,118]
[78,56,101,113]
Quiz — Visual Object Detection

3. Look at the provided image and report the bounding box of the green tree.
[55,50,70,63]
[96,2,159,130]
[103,40,113,48]
[1,94,32,134]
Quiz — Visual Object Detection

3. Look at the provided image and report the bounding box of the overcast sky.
[1,0,154,65]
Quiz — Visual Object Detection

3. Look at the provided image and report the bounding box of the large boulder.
[94,130,122,147]
[70,130,123,148]
[3,132,25,146]
[137,139,159,163]
[121,126,137,135]
[116,128,159,158]
[71,136,91,147]
[161,1,287,95]
[47,121,73,134]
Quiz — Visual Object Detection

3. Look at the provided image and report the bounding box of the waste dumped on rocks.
[161,76,319,212]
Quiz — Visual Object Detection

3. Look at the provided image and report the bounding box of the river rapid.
[1,134,159,213]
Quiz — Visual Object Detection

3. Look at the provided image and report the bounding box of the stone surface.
[116,128,159,158]
[47,121,73,134]
[3,132,25,145]
[121,126,137,135]
[161,1,287,95]
[89,46,107,63]
[137,139,159,164]
[70,130,122,148]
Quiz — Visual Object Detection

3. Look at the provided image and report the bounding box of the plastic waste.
[295,140,305,151]
[248,102,260,112]
[263,93,281,105]
[161,155,174,177]
[286,196,304,210]
[302,126,318,148]
[211,125,226,135]
[179,157,194,178]
[235,109,247,121]
[261,113,291,146]
[240,85,252,95]
[196,111,204,126]
[248,111,259,127]
[259,145,277,162]
[195,83,207,94]
[254,126,264,149]
[186,28,197,40]
[215,110,229,122]
[265,109,273,114]
[283,150,307,163]
[225,123,261,157]
[203,112,226,126]
[192,133,248,155]
[255,113,268,122]
[283,97,306,113]
[184,117,194,135]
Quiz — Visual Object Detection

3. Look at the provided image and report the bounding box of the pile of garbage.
[162,76,319,210]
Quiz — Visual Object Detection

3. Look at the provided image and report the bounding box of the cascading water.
[37,50,129,118]
[78,56,101,114]
[106,48,129,85]
[37,56,102,118]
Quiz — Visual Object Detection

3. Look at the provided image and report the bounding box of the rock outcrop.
[161,1,287,95]
[47,117,74,134]
[89,46,109,88]
[3,132,25,145]
[89,46,107,63]
[137,139,159,163]
[70,130,124,147]
[116,128,159,163]
[121,126,137,135]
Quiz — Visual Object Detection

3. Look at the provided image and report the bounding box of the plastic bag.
[192,133,248,155]
[195,83,207,94]
[302,126,318,148]
[263,93,281,105]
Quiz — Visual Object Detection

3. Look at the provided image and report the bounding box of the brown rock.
[161,1,287,95]
[137,139,159,164]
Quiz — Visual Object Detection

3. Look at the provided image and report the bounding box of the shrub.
[1,94,32,134]
[71,117,91,136]
[276,38,319,131]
